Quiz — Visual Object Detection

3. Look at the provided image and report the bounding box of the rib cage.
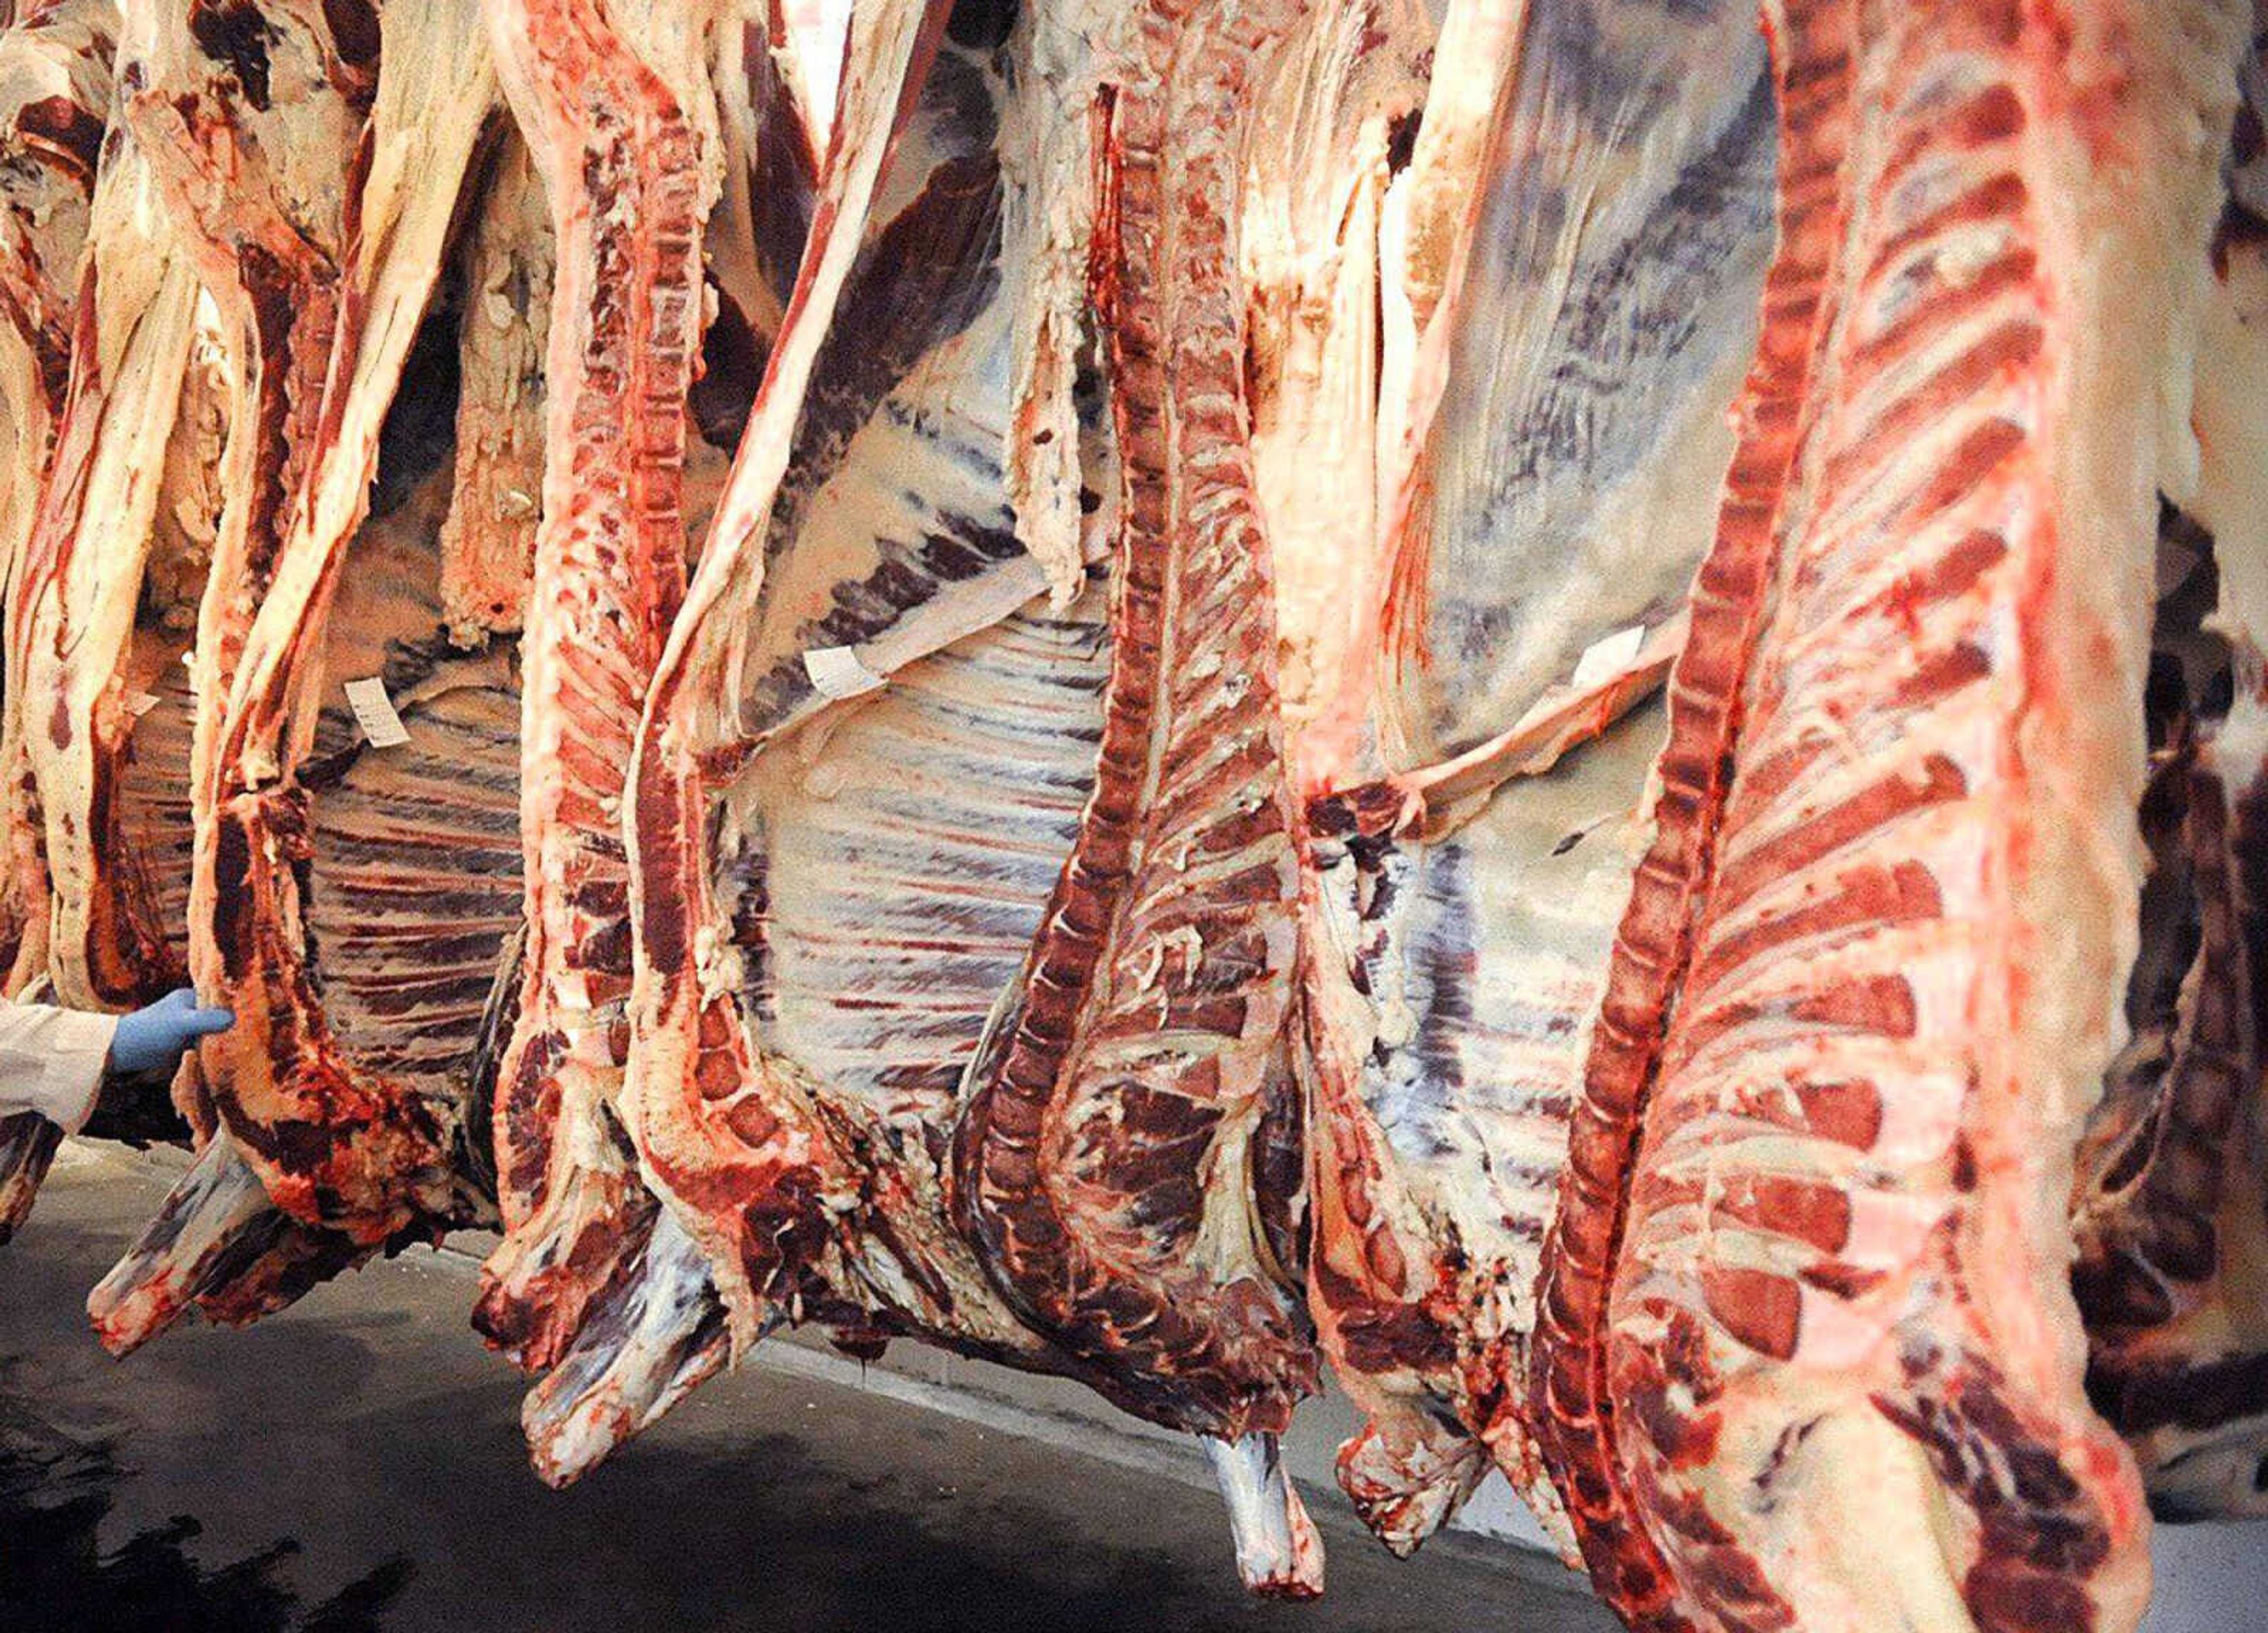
[1533,3,2246,1629]
[740,593,1108,1145]
[175,0,501,1243]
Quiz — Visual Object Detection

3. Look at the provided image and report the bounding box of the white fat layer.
[22,140,204,1009]
[438,128,553,641]
[1380,0,1772,769]
[648,0,943,745]
[996,0,1119,608]
[219,0,501,760]
[1241,0,1427,726]
[2191,239,2268,673]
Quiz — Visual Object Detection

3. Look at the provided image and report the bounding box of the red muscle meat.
[12,4,2263,1628]
[475,0,733,1374]
[1528,2,2246,1629]
[585,0,1337,1593]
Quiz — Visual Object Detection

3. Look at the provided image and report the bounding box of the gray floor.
[0,1145,1617,1632]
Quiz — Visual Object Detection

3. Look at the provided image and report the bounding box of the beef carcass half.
[2068,32,2268,1523]
[498,0,1116,1469]
[0,0,114,1235]
[532,0,1367,1592]
[1524,3,2246,1630]
[1295,0,1777,1560]
[473,0,801,1374]
[88,0,523,1345]
[0,0,110,972]
[516,0,1089,1463]
[947,0,1321,1452]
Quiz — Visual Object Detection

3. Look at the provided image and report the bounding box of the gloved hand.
[110,988,235,1078]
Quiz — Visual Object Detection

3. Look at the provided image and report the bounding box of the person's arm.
[0,990,234,1134]
[0,1002,119,1133]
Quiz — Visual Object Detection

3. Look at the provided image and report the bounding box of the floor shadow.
[1,1159,1612,1633]
[0,1374,413,1633]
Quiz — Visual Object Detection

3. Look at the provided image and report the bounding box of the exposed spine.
[952,0,1319,1440]
[1525,2,1855,1621]
[619,0,951,1337]
[1534,3,2243,1629]
[478,0,718,1372]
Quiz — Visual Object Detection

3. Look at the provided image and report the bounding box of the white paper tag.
[343,676,410,748]
[1571,624,1647,690]
[802,645,885,701]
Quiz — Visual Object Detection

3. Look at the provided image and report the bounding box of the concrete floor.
[0,1145,1617,1633]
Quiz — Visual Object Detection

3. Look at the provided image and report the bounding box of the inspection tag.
[344,676,410,748]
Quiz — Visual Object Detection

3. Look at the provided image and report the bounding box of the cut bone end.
[87,1137,285,1355]
[0,1114,63,1246]
[1205,1432,1327,1599]
[521,1210,734,1487]
[1334,1412,1490,1560]
[475,1181,656,1375]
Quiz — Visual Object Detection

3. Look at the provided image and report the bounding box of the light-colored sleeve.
[0,1000,117,1133]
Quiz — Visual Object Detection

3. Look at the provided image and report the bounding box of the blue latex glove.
[110,988,235,1077]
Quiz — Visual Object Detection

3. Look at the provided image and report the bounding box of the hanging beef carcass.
[945,0,1324,1458]
[0,0,114,1238]
[1292,0,1777,1560]
[503,0,1080,1462]
[472,0,807,1375]
[4,4,258,1237]
[0,0,109,987]
[522,0,1438,1594]
[86,0,525,1345]
[2068,29,2268,1523]
[88,0,813,1352]
[493,0,1081,1452]
[22,182,224,1028]
[8,0,2255,1625]
[1523,2,2246,1630]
